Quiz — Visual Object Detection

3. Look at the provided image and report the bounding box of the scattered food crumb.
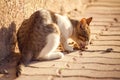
[73,42,88,51]
[79,52,83,56]
[80,42,86,51]
[56,69,61,75]
[85,46,88,49]
[90,41,93,44]
[105,28,108,31]
[99,32,103,35]
[114,18,118,22]
[69,42,74,45]
[95,35,99,39]
[56,68,64,76]
[81,48,86,51]
[48,76,54,80]
[82,66,85,68]
[72,57,77,61]
[51,64,55,67]
[66,63,70,68]
[73,44,79,50]
[110,23,113,26]
[74,8,78,11]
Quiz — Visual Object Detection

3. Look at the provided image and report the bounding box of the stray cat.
[17,9,92,66]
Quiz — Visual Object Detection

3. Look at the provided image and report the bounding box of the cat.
[17,9,92,66]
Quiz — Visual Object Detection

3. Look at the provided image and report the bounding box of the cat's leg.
[37,33,64,60]
[22,51,33,66]
[60,36,73,52]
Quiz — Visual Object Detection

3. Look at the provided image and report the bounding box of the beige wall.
[0,0,85,29]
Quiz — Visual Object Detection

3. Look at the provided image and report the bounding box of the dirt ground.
[0,0,120,80]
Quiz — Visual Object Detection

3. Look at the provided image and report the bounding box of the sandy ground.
[1,0,120,80]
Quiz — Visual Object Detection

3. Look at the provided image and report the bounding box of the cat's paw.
[64,46,73,52]
[50,52,64,59]
[56,52,64,59]
[37,52,64,60]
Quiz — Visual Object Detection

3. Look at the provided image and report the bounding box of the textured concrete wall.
[0,0,24,60]
[0,0,84,29]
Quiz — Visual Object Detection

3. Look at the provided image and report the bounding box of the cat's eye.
[80,24,84,29]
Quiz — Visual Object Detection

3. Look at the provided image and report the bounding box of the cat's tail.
[16,59,21,77]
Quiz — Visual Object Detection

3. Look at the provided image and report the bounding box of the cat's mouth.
[74,41,88,50]
[80,40,90,50]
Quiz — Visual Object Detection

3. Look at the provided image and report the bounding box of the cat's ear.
[79,18,86,29]
[86,17,92,25]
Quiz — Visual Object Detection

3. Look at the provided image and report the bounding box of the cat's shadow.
[0,21,19,80]
[28,50,74,66]
[82,48,120,54]
[27,48,120,67]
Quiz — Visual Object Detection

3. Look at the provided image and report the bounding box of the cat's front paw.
[37,52,64,60]
[64,46,73,52]
[57,52,64,59]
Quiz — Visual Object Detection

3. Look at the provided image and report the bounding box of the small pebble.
[105,48,113,52]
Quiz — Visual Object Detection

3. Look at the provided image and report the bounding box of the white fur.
[55,14,73,51]
[40,9,53,25]
[37,33,64,60]
[37,13,74,60]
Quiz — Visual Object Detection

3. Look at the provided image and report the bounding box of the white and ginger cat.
[17,9,92,66]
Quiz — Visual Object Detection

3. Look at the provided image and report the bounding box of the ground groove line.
[79,56,120,59]
[67,55,120,59]
[83,50,120,53]
[81,62,120,65]
[100,34,120,36]
[95,40,120,41]
[26,66,120,72]
[31,60,120,66]
[40,61,120,65]
[91,44,120,46]
[22,74,120,79]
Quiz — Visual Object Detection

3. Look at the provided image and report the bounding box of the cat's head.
[73,17,92,49]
